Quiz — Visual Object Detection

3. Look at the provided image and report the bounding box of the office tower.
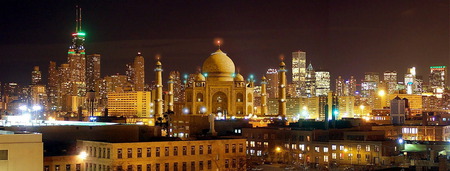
[58,64,71,111]
[404,67,416,94]
[429,66,447,91]
[278,61,287,117]
[47,62,58,109]
[169,71,183,102]
[390,96,406,125]
[266,69,278,98]
[292,51,306,97]
[383,71,397,94]
[31,66,42,85]
[86,54,101,91]
[134,52,145,91]
[107,91,151,117]
[305,63,316,97]
[315,70,330,96]
[125,63,135,84]
[335,76,345,96]
[67,6,86,96]
[347,76,357,96]
[361,72,379,97]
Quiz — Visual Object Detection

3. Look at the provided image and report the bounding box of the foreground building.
[0,131,43,171]
[45,138,246,171]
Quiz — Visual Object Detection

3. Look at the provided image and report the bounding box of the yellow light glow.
[359,105,365,110]
[344,149,348,153]
[378,90,386,97]
[276,147,281,152]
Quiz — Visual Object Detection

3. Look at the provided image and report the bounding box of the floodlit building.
[77,138,246,171]
[134,52,145,91]
[292,51,306,97]
[107,91,152,117]
[86,54,101,91]
[184,48,254,116]
[315,70,330,96]
[429,66,447,92]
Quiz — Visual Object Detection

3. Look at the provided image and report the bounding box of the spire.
[307,63,314,71]
[217,40,221,50]
[75,6,82,32]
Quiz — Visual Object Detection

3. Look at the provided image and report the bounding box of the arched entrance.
[212,91,227,114]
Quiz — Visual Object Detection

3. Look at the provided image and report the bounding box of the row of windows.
[87,160,214,171]
[117,145,212,159]
[86,146,110,159]
[247,142,380,153]
[116,144,244,159]
[44,164,81,171]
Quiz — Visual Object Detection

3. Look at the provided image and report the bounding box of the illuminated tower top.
[69,6,86,54]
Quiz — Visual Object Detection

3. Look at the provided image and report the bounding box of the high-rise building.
[169,71,183,102]
[266,69,278,98]
[335,76,345,96]
[347,76,357,96]
[107,91,151,117]
[361,72,379,98]
[67,7,87,96]
[429,66,447,91]
[125,63,135,84]
[31,66,42,85]
[315,70,330,96]
[383,71,397,94]
[305,63,316,97]
[292,51,306,97]
[134,52,145,91]
[86,54,101,91]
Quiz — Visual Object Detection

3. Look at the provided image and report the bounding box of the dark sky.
[0,0,448,86]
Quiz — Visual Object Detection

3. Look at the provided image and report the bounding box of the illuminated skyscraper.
[266,69,278,98]
[383,71,397,94]
[47,61,58,111]
[305,63,316,97]
[347,76,357,96]
[361,72,379,97]
[125,62,135,83]
[429,66,447,91]
[335,76,344,96]
[292,51,306,97]
[169,71,183,102]
[134,52,145,91]
[315,70,330,96]
[67,6,86,96]
[31,66,42,85]
[86,54,101,91]
[404,67,416,94]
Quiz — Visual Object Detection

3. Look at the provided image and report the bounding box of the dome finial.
[217,40,221,50]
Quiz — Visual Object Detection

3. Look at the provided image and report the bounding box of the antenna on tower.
[75,5,78,32]
[79,7,82,32]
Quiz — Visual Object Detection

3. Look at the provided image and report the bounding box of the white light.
[398,138,404,144]
[32,105,42,111]
[200,107,207,113]
[19,105,27,111]
[183,108,189,114]
[78,151,88,160]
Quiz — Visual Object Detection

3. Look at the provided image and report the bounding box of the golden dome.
[202,49,235,81]
[234,73,244,82]
[156,61,162,66]
[195,73,206,81]
[279,61,286,67]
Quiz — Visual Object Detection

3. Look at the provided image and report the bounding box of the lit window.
[331,145,336,151]
[315,146,320,152]
[323,147,328,153]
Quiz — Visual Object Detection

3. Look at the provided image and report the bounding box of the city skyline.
[0,0,448,86]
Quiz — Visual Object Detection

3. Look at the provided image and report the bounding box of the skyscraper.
[315,70,330,96]
[134,52,145,91]
[347,76,357,96]
[67,6,86,96]
[305,63,316,97]
[47,61,58,111]
[31,66,42,85]
[292,51,306,97]
[404,67,415,94]
[383,71,397,94]
[86,54,101,91]
[169,71,183,102]
[335,76,344,96]
[266,69,278,98]
[429,66,447,91]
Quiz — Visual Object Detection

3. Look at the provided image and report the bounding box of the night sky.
[0,0,448,86]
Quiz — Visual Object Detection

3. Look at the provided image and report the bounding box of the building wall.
[78,139,247,171]
[0,132,43,171]
[107,91,151,117]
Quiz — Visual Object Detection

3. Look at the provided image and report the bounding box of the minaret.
[278,60,287,118]
[167,76,174,112]
[261,76,268,115]
[154,60,163,119]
